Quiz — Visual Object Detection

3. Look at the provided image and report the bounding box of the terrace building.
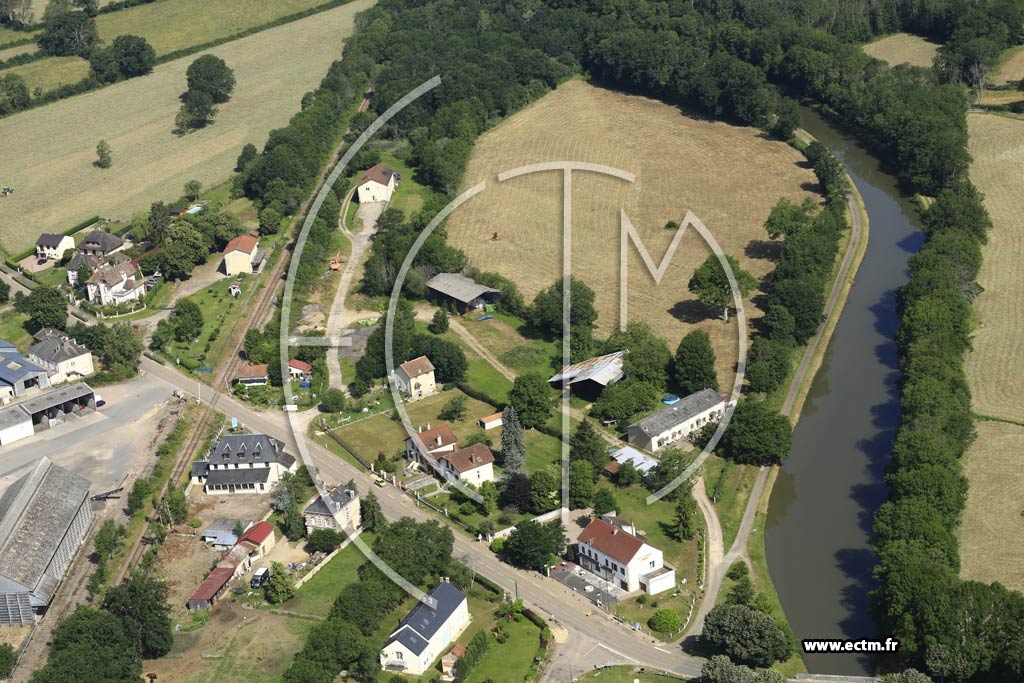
[190,434,297,494]
[626,388,728,453]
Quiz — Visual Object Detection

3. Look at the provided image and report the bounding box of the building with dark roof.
[28,335,94,384]
[0,458,92,624]
[575,516,675,595]
[303,485,360,536]
[626,388,728,453]
[79,230,124,257]
[425,273,501,314]
[0,348,50,401]
[380,582,469,675]
[34,234,74,262]
[190,434,296,494]
[548,351,625,398]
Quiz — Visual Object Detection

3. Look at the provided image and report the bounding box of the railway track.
[111,404,214,585]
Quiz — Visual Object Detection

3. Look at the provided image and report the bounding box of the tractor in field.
[0,187,13,199]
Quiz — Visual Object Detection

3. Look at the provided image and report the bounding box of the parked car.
[251,567,270,589]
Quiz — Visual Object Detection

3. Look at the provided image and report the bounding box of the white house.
[395,355,436,401]
[190,434,297,494]
[626,388,727,453]
[357,164,397,204]
[303,485,360,536]
[34,234,74,262]
[437,444,495,485]
[575,516,676,595]
[287,359,313,381]
[380,582,470,676]
[27,334,94,385]
[86,260,145,306]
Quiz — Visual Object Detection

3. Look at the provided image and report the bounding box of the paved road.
[0,374,175,496]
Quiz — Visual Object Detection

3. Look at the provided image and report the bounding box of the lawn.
[465,356,513,403]
[378,148,430,217]
[95,0,333,57]
[862,33,941,67]
[333,413,409,463]
[701,456,760,550]
[0,0,374,252]
[405,389,498,440]
[166,277,248,372]
[282,533,377,617]
[0,310,31,350]
[464,613,544,683]
[460,312,560,377]
[3,55,89,94]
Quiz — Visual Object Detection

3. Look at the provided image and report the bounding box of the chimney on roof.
[436,435,442,446]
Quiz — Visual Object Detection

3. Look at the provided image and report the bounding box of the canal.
[764,108,924,675]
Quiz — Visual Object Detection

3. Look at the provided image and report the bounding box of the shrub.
[647,609,681,634]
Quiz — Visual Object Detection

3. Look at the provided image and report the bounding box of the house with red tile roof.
[575,516,676,594]
[223,234,263,276]
[237,521,276,558]
[287,358,313,381]
[437,444,495,485]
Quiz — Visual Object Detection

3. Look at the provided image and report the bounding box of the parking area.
[550,561,627,608]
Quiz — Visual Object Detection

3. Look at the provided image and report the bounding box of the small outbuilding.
[478,411,503,431]
[223,234,262,277]
[236,364,269,387]
[186,567,235,611]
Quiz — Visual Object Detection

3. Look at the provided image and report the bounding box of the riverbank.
[695,124,871,674]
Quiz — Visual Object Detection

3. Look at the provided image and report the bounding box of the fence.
[491,507,567,541]
[292,529,362,589]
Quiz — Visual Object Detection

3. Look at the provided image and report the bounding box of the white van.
[251,567,270,589]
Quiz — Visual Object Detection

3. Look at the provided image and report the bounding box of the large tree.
[529,276,598,337]
[569,420,607,470]
[38,5,97,56]
[764,197,815,240]
[185,54,236,103]
[170,297,203,342]
[19,285,67,330]
[720,399,792,466]
[606,321,672,387]
[504,520,565,571]
[372,518,453,586]
[101,573,173,658]
[568,460,595,509]
[688,254,758,321]
[701,604,793,667]
[508,373,552,429]
[673,329,719,395]
[500,405,526,473]
[360,491,386,532]
[590,378,658,423]
[0,73,29,115]
[29,606,141,683]
[528,469,557,514]
[159,223,207,280]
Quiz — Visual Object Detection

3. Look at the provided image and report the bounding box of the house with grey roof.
[0,458,92,624]
[34,234,74,262]
[0,383,96,446]
[425,273,501,314]
[303,485,360,536]
[0,348,50,402]
[190,434,297,495]
[380,582,470,676]
[79,230,124,258]
[626,388,728,453]
[28,334,94,385]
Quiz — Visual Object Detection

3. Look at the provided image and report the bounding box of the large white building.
[575,516,676,595]
[380,582,469,676]
[0,458,93,624]
[86,260,145,307]
[626,388,727,453]
[190,434,297,494]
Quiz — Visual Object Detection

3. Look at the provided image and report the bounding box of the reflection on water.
[764,109,924,675]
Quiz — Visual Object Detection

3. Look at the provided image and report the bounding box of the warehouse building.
[0,458,93,624]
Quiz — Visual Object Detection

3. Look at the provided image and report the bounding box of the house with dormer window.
[190,433,297,494]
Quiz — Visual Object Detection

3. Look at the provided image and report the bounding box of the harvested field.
[446,80,819,387]
[0,0,374,252]
[991,46,1024,86]
[95,0,330,56]
[965,113,1024,424]
[3,55,88,93]
[862,33,940,67]
[978,89,1024,106]
[0,42,34,61]
[958,421,1024,594]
